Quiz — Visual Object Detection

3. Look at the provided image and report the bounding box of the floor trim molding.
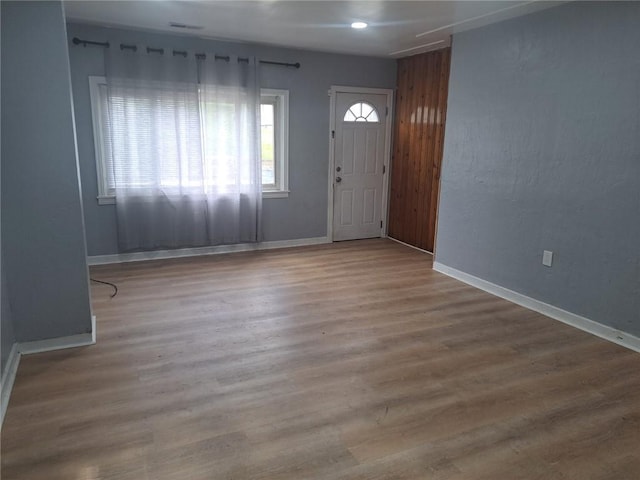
[1,316,97,427]
[88,237,332,266]
[433,261,640,354]
[388,236,434,255]
[18,315,97,355]
[1,343,21,426]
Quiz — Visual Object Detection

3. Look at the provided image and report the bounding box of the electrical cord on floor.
[90,278,118,298]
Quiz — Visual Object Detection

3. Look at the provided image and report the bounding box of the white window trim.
[260,88,289,198]
[88,76,115,205]
[88,76,289,204]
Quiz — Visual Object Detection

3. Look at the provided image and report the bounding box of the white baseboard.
[433,261,640,354]
[388,236,434,255]
[1,343,21,426]
[18,315,97,355]
[1,316,97,428]
[87,236,332,266]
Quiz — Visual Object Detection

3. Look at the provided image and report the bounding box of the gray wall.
[1,254,16,374]
[0,1,15,375]
[1,1,93,342]
[436,2,640,336]
[0,1,16,368]
[66,23,397,256]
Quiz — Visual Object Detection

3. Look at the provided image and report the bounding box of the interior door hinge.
[385,106,389,116]
[383,165,386,174]
[380,220,383,228]
[331,130,335,139]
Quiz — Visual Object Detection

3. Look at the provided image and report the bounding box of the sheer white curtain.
[199,55,262,244]
[104,46,261,251]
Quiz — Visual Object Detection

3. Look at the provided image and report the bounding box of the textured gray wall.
[1,255,15,374]
[1,1,93,342]
[0,0,14,375]
[436,2,640,336]
[66,23,397,256]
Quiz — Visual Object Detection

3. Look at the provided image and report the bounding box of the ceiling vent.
[169,22,204,30]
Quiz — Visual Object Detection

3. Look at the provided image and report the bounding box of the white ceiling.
[64,1,561,58]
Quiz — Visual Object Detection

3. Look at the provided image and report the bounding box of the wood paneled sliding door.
[388,48,451,252]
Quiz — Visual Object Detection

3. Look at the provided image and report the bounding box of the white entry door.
[332,91,390,241]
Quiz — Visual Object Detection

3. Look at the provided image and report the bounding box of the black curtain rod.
[71,37,301,69]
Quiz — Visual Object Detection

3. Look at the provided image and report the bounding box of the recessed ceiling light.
[351,22,368,30]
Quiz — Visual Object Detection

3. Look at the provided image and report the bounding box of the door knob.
[336,166,341,172]
[336,176,342,183]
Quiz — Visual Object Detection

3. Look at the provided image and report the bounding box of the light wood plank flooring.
[2,239,640,479]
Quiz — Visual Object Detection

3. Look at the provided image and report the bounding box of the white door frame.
[327,85,394,242]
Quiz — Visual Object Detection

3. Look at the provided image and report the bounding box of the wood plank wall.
[388,48,451,252]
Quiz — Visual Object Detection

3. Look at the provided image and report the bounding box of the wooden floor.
[2,239,640,479]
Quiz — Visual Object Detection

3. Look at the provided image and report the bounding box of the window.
[343,102,379,122]
[88,77,289,204]
[260,89,289,198]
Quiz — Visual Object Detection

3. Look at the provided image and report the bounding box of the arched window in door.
[343,102,380,122]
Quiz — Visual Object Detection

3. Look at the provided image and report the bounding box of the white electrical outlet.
[542,250,553,267]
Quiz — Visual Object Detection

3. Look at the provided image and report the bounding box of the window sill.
[97,195,116,205]
[263,190,290,199]
[97,190,289,205]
